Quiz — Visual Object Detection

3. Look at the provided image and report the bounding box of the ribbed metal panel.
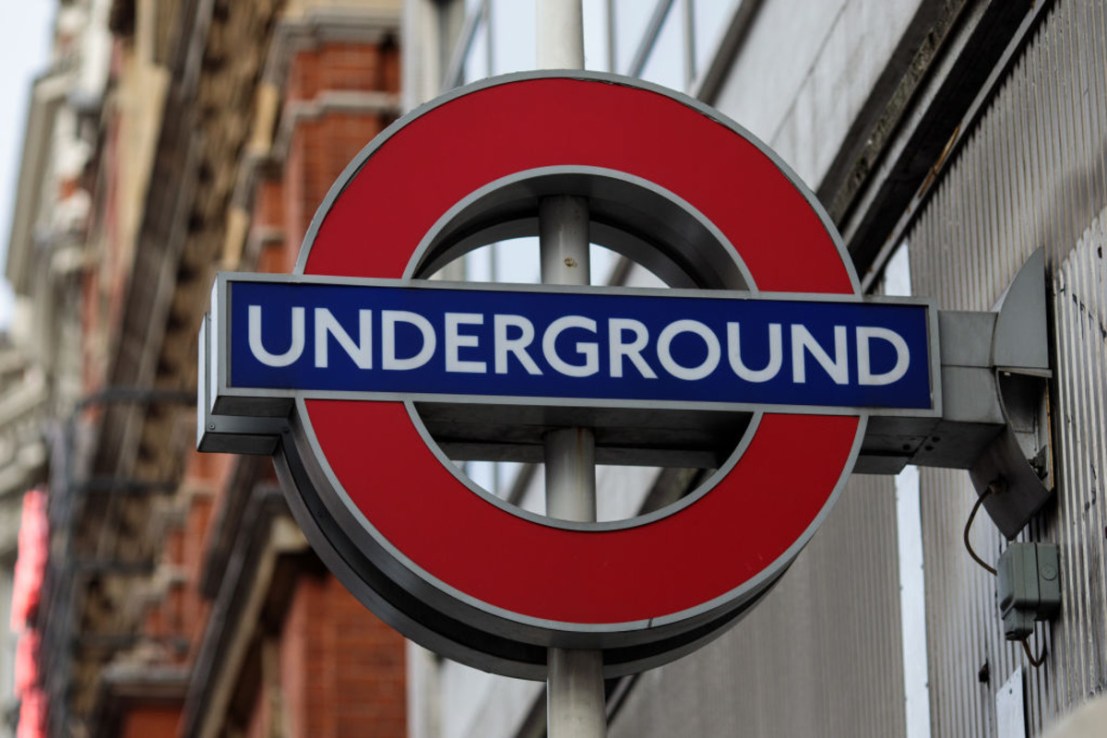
[1051,216,1107,709]
[907,0,1107,734]
[609,474,905,738]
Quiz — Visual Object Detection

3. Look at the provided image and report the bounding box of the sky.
[0,3,54,329]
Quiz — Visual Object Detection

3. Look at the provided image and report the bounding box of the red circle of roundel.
[297,74,861,627]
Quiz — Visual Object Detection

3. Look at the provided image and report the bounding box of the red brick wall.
[287,41,400,102]
[277,38,398,257]
[281,575,407,738]
[121,707,180,738]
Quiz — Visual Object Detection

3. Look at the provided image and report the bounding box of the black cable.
[1021,634,1047,668]
[963,487,997,575]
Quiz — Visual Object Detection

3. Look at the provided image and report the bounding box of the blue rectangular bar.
[227,280,934,411]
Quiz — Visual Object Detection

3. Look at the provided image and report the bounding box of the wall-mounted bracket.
[858,250,1053,538]
[969,249,1053,538]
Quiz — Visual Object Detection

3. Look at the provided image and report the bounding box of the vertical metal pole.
[540,198,606,738]
[537,0,585,69]
[548,646,606,736]
[682,0,696,89]
[544,425,604,736]
[536,3,606,736]
[605,0,616,74]
[543,423,596,522]
[539,196,591,286]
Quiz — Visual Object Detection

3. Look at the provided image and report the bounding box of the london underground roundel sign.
[200,72,937,677]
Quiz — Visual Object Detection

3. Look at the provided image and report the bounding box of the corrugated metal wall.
[907,0,1107,734]
[609,474,906,738]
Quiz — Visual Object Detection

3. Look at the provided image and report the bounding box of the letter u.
[248,305,305,367]
[727,323,783,382]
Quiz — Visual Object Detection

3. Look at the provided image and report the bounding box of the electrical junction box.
[997,542,1061,640]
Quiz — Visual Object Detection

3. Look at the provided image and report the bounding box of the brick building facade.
[4,1,408,736]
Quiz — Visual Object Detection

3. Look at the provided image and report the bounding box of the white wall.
[715,0,921,188]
